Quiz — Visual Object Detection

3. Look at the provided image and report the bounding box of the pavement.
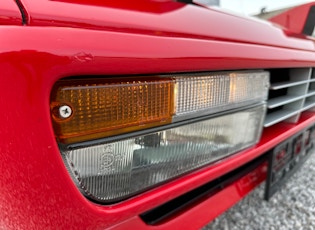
[203,152,315,230]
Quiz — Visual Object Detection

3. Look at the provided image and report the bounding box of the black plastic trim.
[14,0,28,25]
[264,124,315,200]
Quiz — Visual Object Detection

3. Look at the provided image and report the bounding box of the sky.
[220,0,314,15]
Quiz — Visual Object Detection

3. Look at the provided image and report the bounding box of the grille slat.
[265,68,315,127]
[265,109,301,127]
[270,79,312,90]
[267,95,305,109]
[303,100,315,110]
[307,89,315,97]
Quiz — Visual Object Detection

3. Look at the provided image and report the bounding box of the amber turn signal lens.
[50,77,174,144]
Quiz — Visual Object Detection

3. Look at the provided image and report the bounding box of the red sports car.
[1,0,315,229]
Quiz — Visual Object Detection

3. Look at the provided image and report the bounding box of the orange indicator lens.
[51,77,174,144]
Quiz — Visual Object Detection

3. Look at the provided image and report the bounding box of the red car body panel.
[269,2,315,35]
[19,0,315,50]
[0,0,22,25]
[1,0,315,229]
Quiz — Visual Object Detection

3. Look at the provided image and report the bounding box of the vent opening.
[265,68,315,127]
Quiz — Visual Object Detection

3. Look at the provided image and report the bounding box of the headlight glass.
[62,104,265,202]
[51,70,269,203]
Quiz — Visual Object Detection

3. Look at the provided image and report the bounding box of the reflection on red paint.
[236,162,267,195]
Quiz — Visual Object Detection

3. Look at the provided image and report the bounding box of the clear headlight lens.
[51,70,269,203]
[62,104,266,202]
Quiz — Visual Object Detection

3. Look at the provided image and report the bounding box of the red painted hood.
[20,0,315,51]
